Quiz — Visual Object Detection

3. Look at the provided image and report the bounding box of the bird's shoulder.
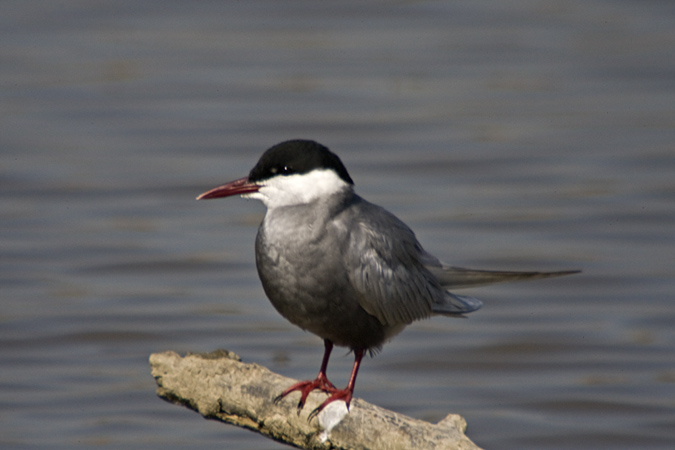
[334,195,418,250]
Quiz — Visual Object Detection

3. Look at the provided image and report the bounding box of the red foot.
[273,372,337,413]
[274,341,366,421]
[307,387,354,421]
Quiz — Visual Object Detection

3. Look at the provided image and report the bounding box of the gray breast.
[254,198,396,350]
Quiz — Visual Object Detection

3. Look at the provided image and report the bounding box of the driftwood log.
[150,349,482,450]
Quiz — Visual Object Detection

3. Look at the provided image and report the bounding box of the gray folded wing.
[343,202,443,327]
[432,292,484,316]
[340,196,579,326]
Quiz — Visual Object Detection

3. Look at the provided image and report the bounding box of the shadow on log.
[150,350,483,450]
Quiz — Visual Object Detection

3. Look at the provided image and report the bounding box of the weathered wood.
[150,349,482,450]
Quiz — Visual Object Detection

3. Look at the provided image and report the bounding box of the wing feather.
[338,196,579,326]
[343,200,442,327]
[427,265,580,289]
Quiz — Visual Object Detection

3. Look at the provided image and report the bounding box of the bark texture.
[150,350,482,450]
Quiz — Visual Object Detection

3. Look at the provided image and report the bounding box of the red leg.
[274,339,338,413]
[308,348,365,421]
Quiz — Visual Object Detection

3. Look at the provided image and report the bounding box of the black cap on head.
[248,140,354,185]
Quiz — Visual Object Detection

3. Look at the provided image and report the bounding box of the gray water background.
[2,1,674,449]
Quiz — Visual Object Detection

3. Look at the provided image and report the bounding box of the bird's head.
[197,140,354,209]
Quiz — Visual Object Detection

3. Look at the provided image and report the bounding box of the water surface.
[2,1,674,449]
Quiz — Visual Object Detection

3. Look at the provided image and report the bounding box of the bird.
[197,139,579,418]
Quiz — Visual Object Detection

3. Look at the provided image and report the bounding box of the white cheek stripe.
[251,169,350,208]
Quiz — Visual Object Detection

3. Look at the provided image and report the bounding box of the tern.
[198,139,578,418]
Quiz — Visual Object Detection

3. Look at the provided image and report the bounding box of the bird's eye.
[268,165,292,177]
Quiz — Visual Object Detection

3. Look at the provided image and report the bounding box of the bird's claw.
[306,389,353,422]
[307,405,322,422]
[273,376,338,415]
[272,393,292,408]
[273,394,305,415]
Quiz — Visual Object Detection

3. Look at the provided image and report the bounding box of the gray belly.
[255,228,389,350]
